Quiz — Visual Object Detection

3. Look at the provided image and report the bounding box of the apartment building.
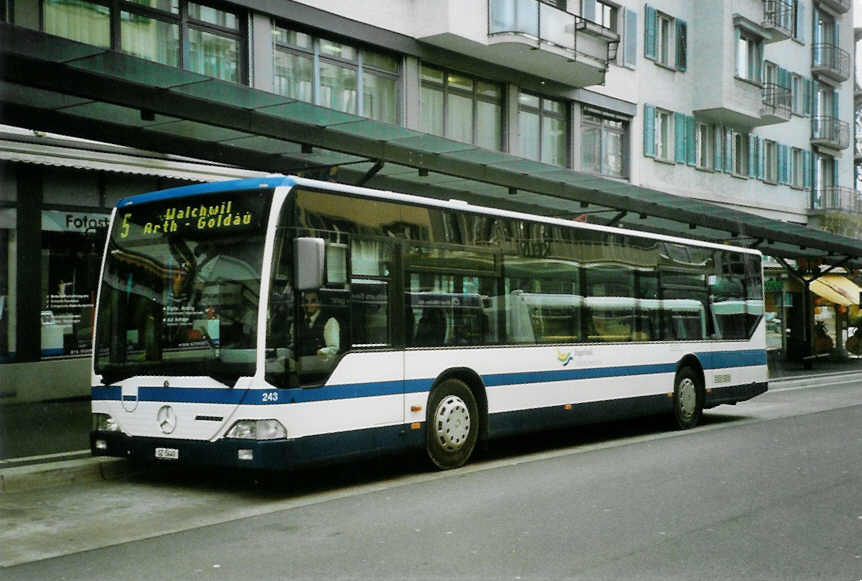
[0,0,858,401]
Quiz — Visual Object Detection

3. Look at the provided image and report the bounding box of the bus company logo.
[557,349,573,367]
[157,405,177,434]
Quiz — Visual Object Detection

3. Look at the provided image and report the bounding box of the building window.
[654,108,673,162]
[733,131,749,176]
[580,108,627,178]
[763,139,777,183]
[791,147,804,188]
[644,5,686,71]
[791,74,804,115]
[420,64,502,150]
[735,28,762,83]
[585,0,617,31]
[519,92,568,166]
[695,122,713,170]
[41,0,243,82]
[657,12,673,66]
[275,26,400,124]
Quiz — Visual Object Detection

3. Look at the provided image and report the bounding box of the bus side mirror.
[295,237,325,290]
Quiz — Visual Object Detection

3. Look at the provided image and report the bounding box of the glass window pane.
[446,92,474,143]
[187,28,238,82]
[582,124,601,172]
[519,92,540,109]
[477,100,502,151]
[127,0,178,13]
[188,2,237,29]
[542,115,566,166]
[319,60,357,113]
[420,64,444,83]
[447,73,473,93]
[274,48,313,101]
[0,214,14,361]
[604,130,624,177]
[273,26,312,50]
[43,0,110,48]
[121,12,180,67]
[543,98,563,115]
[477,81,501,100]
[420,84,445,136]
[320,39,356,61]
[519,109,540,160]
[362,72,397,123]
[363,50,398,73]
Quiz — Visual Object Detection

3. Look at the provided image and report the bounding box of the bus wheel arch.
[424,368,487,470]
[673,356,704,430]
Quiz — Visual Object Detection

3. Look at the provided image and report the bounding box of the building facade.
[0,0,858,402]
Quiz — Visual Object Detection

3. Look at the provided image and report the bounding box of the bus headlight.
[92,413,120,432]
[225,419,287,440]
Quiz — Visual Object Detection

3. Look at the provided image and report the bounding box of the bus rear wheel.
[673,366,703,430]
[426,378,479,470]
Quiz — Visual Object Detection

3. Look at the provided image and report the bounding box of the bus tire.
[425,378,479,470]
[673,366,703,430]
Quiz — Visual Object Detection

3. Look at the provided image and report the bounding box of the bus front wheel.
[673,366,703,430]
[425,379,479,470]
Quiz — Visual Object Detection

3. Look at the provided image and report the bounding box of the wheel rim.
[433,395,471,452]
[678,377,697,421]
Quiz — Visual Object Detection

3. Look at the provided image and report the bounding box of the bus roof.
[115,174,761,257]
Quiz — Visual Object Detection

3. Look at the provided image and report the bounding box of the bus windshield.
[94,189,272,385]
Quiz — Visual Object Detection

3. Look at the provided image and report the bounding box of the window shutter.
[676,19,687,71]
[779,145,788,184]
[686,116,696,165]
[803,150,811,189]
[644,4,657,61]
[582,0,596,23]
[803,78,812,116]
[795,0,805,43]
[833,157,839,186]
[748,134,756,178]
[674,112,686,163]
[624,9,638,67]
[725,129,732,172]
[810,152,818,192]
[643,104,656,157]
[832,88,839,120]
[713,126,723,171]
[758,137,765,180]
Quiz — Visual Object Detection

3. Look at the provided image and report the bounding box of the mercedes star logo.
[156,405,177,434]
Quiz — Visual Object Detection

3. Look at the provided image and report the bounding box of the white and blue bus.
[90,176,767,470]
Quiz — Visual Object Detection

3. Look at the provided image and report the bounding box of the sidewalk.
[2,357,861,493]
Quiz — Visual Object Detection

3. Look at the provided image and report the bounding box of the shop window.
[40,210,109,358]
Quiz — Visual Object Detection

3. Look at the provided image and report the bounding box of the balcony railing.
[761,83,792,120]
[811,186,861,212]
[761,0,793,40]
[488,0,617,68]
[811,116,850,149]
[812,43,851,82]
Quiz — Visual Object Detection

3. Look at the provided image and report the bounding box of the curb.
[0,457,131,494]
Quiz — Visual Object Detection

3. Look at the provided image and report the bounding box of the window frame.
[518,91,569,166]
[735,27,763,84]
[654,108,673,162]
[695,122,713,170]
[580,107,628,178]
[732,131,749,177]
[763,139,778,184]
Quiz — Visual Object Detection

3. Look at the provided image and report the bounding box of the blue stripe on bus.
[91,349,765,405]
[116,176,295,207]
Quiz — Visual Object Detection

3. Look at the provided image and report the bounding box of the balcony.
[811,116,850,150]
[760,83,792,123]
[811,186,861,213]
[761,0,793,43]
[814,0,851,14]
[486,0,619,86]
[812,43,851,83]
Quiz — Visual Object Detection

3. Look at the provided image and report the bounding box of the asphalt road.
[2,376,862,580]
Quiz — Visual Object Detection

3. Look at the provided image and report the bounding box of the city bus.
[90,176,768,470]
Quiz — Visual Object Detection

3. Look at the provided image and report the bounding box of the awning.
[809,275,862,306]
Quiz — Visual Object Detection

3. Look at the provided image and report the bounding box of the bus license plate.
[155,447,179,460]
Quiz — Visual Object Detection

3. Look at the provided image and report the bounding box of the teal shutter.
[804,78,812,116]
[803,150,812,189]
[624,9,638,67]
[779,145,788,184]
[758,138,765,180]
[686,116,696,166]
[833,157,839,186]
[643,104,656,157]
[832,88,839,120]
[676,19,687,71]
[795,0,805,43]
[811,152,819,191]
[644,4,657,61]
[713,126,723,171]
[583,0,596,23]
[725,130,733,172]
[748,134,756,177]
[674,112,686,163]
